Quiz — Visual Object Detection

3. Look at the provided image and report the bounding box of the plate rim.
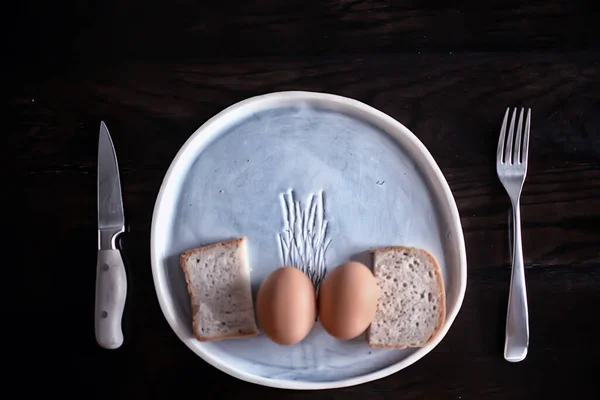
[150,90,467,390]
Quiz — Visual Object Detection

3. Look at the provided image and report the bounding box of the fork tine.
[497,108,510,163]
[514,108,524,164]
[505,108,517,164]
[522,108,531,164]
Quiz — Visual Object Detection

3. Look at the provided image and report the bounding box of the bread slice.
[180,237,258,342]
[367,246,446,349]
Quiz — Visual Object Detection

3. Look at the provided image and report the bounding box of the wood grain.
[7,0,600,398]
[9,1,600,68]
[11,53,600,168]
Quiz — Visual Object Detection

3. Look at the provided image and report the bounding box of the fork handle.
[504,200,530,362]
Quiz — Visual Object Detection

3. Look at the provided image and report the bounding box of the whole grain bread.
[180,237,258,342]
[367,246,446,348]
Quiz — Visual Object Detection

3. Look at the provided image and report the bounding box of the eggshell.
[318,261,379,340]
[256,266,317,345]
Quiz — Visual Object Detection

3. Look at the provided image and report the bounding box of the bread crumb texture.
[368,246,445,348]
[180,238,258,341]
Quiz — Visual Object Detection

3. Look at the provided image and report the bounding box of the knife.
[96,121,127,349]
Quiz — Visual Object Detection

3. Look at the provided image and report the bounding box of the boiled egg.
[317,261,379,340]
[256,266,317,345]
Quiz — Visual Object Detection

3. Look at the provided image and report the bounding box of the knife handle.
[95,250,127,349]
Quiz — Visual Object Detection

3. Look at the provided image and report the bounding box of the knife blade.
[96,121,127,349]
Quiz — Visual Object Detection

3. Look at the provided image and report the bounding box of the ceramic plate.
[151,91,467,390]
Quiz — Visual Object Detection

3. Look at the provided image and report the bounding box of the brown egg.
[318,261,379,340]
[256,266,317,345]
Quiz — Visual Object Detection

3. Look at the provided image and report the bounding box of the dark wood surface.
[8,1,600,398]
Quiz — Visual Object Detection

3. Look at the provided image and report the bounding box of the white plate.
[151,91,467,390]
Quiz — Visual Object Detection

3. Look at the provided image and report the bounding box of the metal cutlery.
[496,107,531,362]
[96,121,127,349]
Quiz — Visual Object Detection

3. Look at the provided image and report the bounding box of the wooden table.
[8,1,599,398]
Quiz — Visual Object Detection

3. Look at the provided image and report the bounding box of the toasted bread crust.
[368,343,408,349]
[193,329,258,342]
[180,237,246,262]
[180,250,200,341]
[421,247,446,346]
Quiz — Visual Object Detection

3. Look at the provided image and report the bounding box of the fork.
[496,107,531,363]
